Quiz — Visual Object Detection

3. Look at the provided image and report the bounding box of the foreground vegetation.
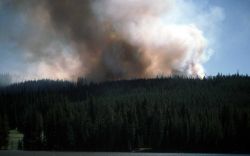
[0,74,250,152]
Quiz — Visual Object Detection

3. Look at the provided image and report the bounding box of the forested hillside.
[0,75,250,152]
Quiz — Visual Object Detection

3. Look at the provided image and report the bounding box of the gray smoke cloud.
[0,0,224,81]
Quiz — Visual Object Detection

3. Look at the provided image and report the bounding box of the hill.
[0,75,250,152]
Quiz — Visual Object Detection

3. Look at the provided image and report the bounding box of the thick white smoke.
[92,0,209,78]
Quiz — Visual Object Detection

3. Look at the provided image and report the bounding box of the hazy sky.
[0,0,250,80]
[201,0,250,75]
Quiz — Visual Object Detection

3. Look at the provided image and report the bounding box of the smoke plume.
[1,0,224,81]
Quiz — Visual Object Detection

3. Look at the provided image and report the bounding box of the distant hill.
[0,75,250,153]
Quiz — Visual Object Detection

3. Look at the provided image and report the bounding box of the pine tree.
[0,114,9,149]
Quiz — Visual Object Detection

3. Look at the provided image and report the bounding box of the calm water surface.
[0,151,249,156]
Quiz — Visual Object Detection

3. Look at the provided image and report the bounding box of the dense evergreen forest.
[0,74,250,152]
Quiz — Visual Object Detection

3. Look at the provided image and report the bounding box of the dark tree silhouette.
[0,74,250,152]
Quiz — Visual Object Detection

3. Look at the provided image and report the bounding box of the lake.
[0,151,249,156]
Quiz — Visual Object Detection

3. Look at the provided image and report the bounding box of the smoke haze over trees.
[0,74,12,86]
[1,0,249,154]
[0,75,249,152]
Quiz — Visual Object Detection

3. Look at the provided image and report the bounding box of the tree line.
[0,74,250,152]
